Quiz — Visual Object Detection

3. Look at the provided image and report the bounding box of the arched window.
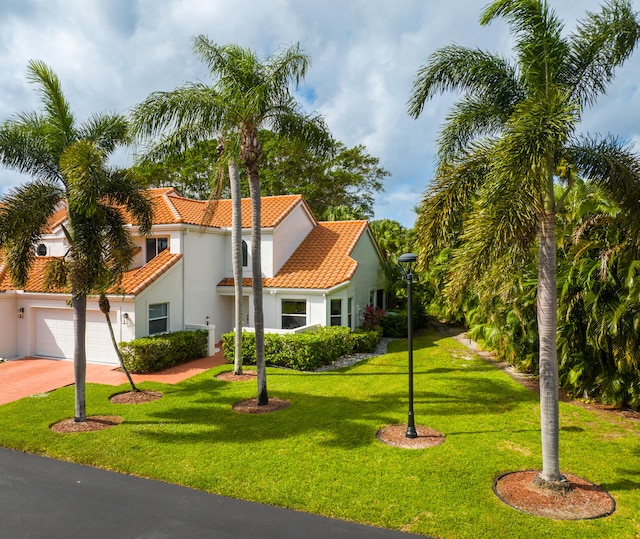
[242,240,248,267]
[36,243,47,256]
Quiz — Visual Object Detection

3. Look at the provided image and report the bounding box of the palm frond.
[408,45,523,118]
[566,0,640,107]
[0,180,64,287]
[26,60,76,151]
[78,113,130,154]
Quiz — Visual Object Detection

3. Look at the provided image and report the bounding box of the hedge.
[222,326,382,371]
[120,330,208,374]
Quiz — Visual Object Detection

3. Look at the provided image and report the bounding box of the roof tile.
[219,220,369,290]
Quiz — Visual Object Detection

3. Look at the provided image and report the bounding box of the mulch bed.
[109,390,163,404]
[50,415,123,433]
[494,471,616,520]
[216,370,258,382]
[232,398,290,414]
[376,424,446,449]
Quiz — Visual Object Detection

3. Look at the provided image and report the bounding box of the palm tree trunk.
[535,211,567,489]
[72,291,87,422]
[229,159,244,375]
[248,170,268,405]
[99,294,138,392]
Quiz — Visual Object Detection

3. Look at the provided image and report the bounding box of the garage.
[34,308,120,365]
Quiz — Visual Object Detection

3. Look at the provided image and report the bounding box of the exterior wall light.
[18,308,25,319]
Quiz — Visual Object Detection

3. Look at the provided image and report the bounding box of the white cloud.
[1,0,639,226]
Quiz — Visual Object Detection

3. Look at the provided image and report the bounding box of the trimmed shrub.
[380,311,408,337]
[120,330,208,374]
[351,326,383,352]
[222,326,381,371]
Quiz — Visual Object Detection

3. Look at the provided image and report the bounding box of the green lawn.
[1,329,639,538]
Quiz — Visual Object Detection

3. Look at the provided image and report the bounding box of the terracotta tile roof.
[219,220,369,290]
[0,250,182,296]
[44,189,310,230]
[151,192,307,228]
[116,249,182,295]
[0,257,68,293]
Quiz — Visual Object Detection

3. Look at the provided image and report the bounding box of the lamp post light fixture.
[399,252,418,439]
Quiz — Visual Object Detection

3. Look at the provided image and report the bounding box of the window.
[282,300,306,329]
[148,303,168,334]
[376,289,385,309]
[146,237,168,263]
[36,243,47,256]
[242,240,248,267]
[330,299,342,326]
[347,298,353,329]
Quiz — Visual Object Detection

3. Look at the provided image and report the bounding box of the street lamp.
[399,252,418,439]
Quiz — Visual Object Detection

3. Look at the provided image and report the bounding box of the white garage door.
[35,308,120,365]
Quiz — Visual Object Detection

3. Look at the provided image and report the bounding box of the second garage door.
[34,308,120,365]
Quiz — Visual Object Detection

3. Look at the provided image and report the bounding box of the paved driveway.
[0,352,227,406]
[0,448,426,539]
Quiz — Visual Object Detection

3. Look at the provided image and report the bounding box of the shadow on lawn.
[125,364,537,449]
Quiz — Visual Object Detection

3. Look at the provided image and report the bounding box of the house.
[0,188,386,365]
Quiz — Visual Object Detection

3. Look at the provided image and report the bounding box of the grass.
[1,329,639,538]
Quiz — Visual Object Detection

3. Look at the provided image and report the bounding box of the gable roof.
[0,250,182,296]
[136,189,314,229]
[37,189,314,231]
[218,220,370,290]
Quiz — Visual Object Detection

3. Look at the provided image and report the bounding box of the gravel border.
[314,337,393,372]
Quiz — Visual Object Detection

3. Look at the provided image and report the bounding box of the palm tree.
[133,39,330,405]
[409,0,640,489]
[0,61,153,421]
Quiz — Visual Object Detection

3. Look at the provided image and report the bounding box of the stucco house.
[0,188,386,365]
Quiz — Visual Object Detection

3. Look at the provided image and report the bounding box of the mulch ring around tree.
[50,415,123,433]
[109,390,163,404]
[215,370,257,382]
[232,398,290,414]
[494,470,616,520]
[376,424,446,449]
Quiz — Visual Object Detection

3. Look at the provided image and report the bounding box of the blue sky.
[1,0,639,228]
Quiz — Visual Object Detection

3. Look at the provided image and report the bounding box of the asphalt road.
[0,448,429,539]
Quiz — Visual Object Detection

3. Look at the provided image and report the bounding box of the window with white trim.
[148,303,168,334]
[146,237,168,263]
[347,298,353,329]
[330,299,342,326]
[282,300,306,329]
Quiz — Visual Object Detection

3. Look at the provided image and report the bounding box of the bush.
[120,330,208,374]
[361,304,385,330]
[351,326,383,352]
[380,311,408,337]
[222,326,381,371]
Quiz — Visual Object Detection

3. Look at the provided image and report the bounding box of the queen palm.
[133,38,329,405]
[409,0,640,488]
[0,61,153,421]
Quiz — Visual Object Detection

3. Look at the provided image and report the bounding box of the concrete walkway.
[0,350,228,406]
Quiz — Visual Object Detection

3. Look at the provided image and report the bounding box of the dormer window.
[36,243,47,256]
[146,237,168,263]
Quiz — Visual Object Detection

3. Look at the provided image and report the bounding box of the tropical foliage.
[410,0,640,487]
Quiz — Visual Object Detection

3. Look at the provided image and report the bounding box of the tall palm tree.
[133,39,330,405]
[0,61,153,421]
[409,0,640,489]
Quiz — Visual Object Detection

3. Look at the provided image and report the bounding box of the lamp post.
[399,252,418,439]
